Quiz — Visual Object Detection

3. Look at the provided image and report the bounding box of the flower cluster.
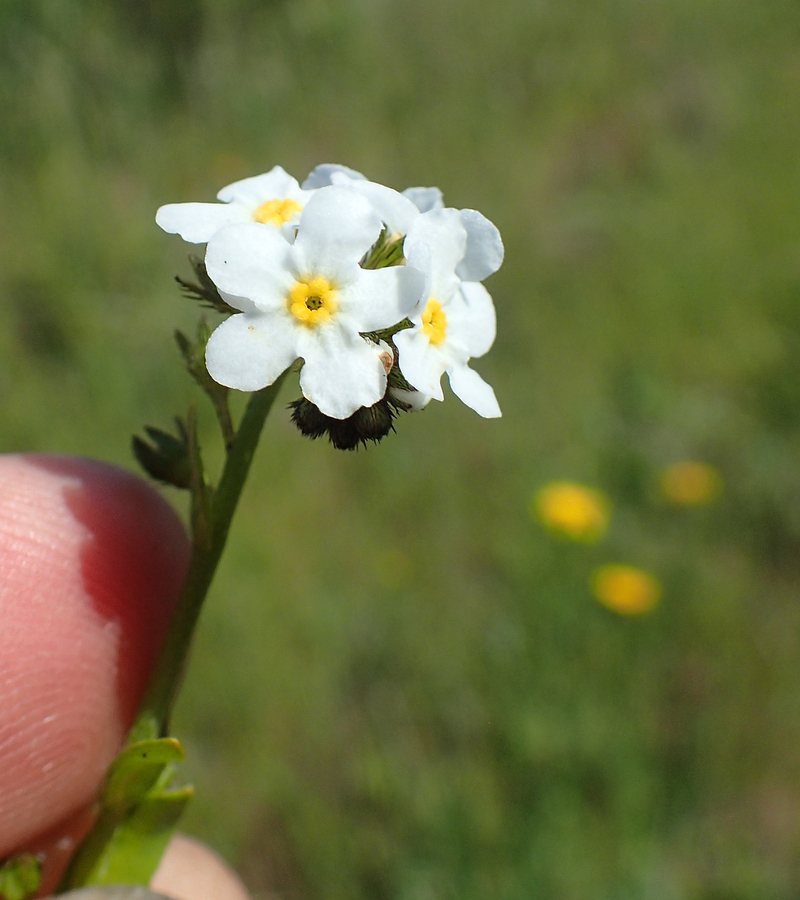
[157,164,503,447]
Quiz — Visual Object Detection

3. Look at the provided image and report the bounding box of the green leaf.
[78,788,194,887]
[175,255,237,315]
[132,421,191,489]
[0,854,42,900]
[58,739,192,892]
[104,739,185,813]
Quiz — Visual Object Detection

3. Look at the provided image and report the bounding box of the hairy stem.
[128,375,286,744]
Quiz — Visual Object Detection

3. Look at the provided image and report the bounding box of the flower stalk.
[128,374,286,744]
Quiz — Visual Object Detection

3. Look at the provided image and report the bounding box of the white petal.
[404,242,434,313]
[339,265,425,331]
[447,282,497,359]
[205,223,295,309]
[292,187,382,285]
[390,387,431,411]
[302,164,367,189]
[394,328,446,401]
[343,181,420,235]
[305,170,420,234]
[298,329,387,418]
[404,209,467,296]
[205,313,298,392]
[447,363,501,418]
[402,186,444,213]
[217,166,302,206]
[156,202,249,244]
[218,288,260,315]
[456,209,504,282]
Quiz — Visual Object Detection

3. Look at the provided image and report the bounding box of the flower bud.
[289,397,396,450]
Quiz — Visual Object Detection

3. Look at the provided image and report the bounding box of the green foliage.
[133,421,193,489]
[59,739,192,891]
[2,0,800,898]
[0,854,41,900]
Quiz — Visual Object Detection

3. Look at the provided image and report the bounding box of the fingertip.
[44,454,191,725]
[0,454,189,858]
[151,835,252,900]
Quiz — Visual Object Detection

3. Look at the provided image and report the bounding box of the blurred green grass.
[3,0,800,897]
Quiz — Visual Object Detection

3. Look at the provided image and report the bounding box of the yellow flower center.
[288,277,337,327]
[253,198,303,226]
[421,298,447,345]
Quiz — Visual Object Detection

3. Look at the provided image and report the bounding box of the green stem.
[128,376,286,744]
[57,376,287,895]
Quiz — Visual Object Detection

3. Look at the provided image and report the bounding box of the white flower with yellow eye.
[156,165,314,243]
[203,186,424,419]
[394,207,503,418]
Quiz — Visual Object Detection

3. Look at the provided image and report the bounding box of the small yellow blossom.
[591,564,661,615]
[532,482,610,542]
[659,461,722,506]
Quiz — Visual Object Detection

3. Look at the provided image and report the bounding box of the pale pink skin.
[0,455,248,900]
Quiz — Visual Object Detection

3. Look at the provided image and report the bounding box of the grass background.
[3,1,800,897]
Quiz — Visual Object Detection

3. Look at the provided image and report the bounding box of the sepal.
[361,227,406,269]
[289,396,397,450]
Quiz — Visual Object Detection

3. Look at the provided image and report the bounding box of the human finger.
[150,834,252,900]
[0,454,189,880]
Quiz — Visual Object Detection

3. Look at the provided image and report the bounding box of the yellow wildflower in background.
[591,564,661,615]
[532,482,610,542]
[659,461,722,506]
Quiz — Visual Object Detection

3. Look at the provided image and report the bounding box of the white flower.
[305,166,504,276]
[302,163,367,188]
[401,184,505,282]
[156,165,314,243]
[394,208,503,418]
[456,208,505,282]
[402,186,444,213]
[303,164,419,237]
[203,186,424,419]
